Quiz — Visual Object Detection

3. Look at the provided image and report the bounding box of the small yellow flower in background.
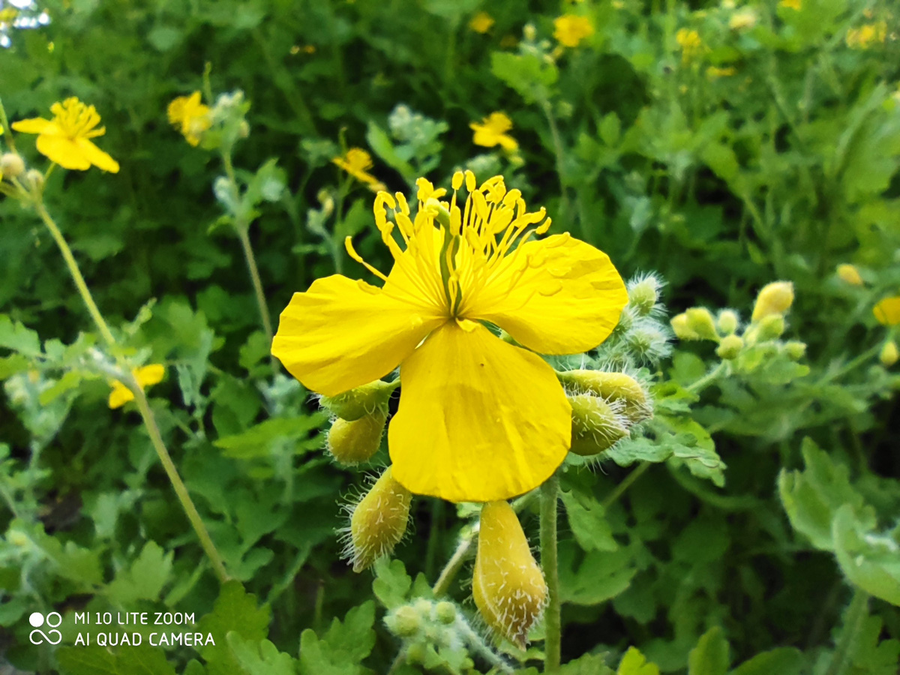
[470,112,518,151]
[880,340,899,367]
[167,91,211,147]
[676,28,705,64]
[271,171,628,502]
[108,364,166,409]
[0,7,18,23]
[707,66,737,78]
[12,98,119,173]
[729,8,757,30]
[469,11,495,34]
[333,148,383,192]
[836,264,864,286]
[873,296,900,326]
[846,22,887,49]
[751,281,794,322]
[553,14,594,48]
[779,0,802,9]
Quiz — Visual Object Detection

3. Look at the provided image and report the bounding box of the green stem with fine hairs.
[540,474,562,672]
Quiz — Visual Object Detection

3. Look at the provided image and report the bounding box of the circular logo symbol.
[29,611,62,645]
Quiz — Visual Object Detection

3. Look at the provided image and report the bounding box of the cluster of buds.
[340,467,412,572]
[599,273,671,368]
[385,599,468,667]
[671,281,807,364]
[558,370,652,456]
[320,379,395,465]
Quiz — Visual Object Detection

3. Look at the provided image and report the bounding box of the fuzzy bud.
[685,308,719,341]
[784,341,807,360]
[0,153,25,179]
[627,275,662,316]
[558,370,651,425]
[836,264,863,286]
[757,314,785,340]
[326,410,387,465]
[385,605,422,638]
[473,501,547,647]
[24,169,44,192]
[716,334,743,360]
[434,601,457,625]
[671,313,700,340]
[751,281,794,322]
[568,394,630,456]
[320,380,394,420]
[881,340,898,367]
[347,467,412,572]
[717,310,739,335]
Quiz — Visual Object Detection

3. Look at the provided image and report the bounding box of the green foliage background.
[1,0,899,673]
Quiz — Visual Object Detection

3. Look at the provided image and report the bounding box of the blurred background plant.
[0,0,899,673]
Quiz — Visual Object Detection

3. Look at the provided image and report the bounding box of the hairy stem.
[540,474,561,673]
[825,589,869,675]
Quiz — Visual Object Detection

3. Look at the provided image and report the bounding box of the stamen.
[345,237,389,282]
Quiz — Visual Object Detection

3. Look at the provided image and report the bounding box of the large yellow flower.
[167,91,211,147]
[12,97,119,173]
[272,172,627,502]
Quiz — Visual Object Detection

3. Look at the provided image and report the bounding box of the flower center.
[345,171,552,318]
[50,98,105,140]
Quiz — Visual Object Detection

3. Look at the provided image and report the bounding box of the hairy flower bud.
[757,314,785,340]
[751,281,794,322]
[716,334,743,360]
[717,310,739,335]
[0,153,25,179]
[685,308,719,341]
[24,169,44,193]
[671,313,700,340]
[568,394,629,456]
[473,501,547,646]
[627,274,662,316]
[385,605,422,638]
[434,601,457,625]
[880,340,898,367]
[836,264,864,286]
[319,379,394,420]
[346,467,412,572]
[327,410,387,465]
[558,370,651,425]
[784,341,807,360]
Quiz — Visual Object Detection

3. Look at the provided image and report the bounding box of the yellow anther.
[465,170,476,192]
[452,171,464,191]
[395,192,410,215]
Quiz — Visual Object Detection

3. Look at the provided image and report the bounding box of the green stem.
[36,202,117,346]
[602,462,651,510]
[686,362,726,394]
[131,384,229,584]
[541,102,570,229]
[540,474,561,673]
[824,589,869,675]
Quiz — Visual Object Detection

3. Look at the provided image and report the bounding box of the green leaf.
[227,634,296,675]
[366,122,416,182]
[57,646,119,675]
[38,370,84,405]
[600,113,622,147]
[115,647,178,675]
[490,51,558,104]
[559,543,636,606]
[687,627,730,675]
[107,541,173,605]
[321,601,376,664]
[196,581,271,675]
[728,648,804,675]
[832,505,900,606]
[617,647,660,675]
[561,489,618,552]
[556,652,614,674]
[373,558,412,609]
[0,315,42,357]
[214,414,325,459]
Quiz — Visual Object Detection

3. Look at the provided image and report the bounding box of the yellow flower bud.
[784,341,807,360]
[716,334,744,360]
[716,310,739,335]
[0,153,25,179]
[836,264,864,286]
[347,467,412,572]
[326,410,387,465]
[881,340,898,367]
[558,370,651,425]
[671,313,700,340]
[685,308,719,341]
[751,281,794,322]
[757,314,786,340]
[473,501,547,646]
[319,379,394,420]
[568,394,630,456]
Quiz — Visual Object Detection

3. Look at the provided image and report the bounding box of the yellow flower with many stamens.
[167,92,211,147]
[272,172,627,502]
[12,98,119,173]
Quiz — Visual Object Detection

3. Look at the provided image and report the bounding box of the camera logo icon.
[29,612,63,645]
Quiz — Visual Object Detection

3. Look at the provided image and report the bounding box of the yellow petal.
[874,296,900,326]
[76,138,119,173]
[388,321,570,502]
[135,364,165,388]
[272,274,444,397]
[35,135,91,170]
[108,381,134,409]
[11,117,54,135]
[468,234,628,354]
